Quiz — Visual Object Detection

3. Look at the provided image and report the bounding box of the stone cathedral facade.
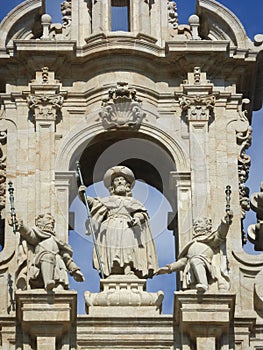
[0,0,263,349]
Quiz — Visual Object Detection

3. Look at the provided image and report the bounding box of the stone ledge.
[77,315,174,349]
[16,290,77,336]
[174,291,236,336]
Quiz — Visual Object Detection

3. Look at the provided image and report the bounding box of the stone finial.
[254,34,263,47]
[41,14,52,40]
[41,67,49,84]
[193,67,201,84]
[188,14,200,40]
[99,82,146,129]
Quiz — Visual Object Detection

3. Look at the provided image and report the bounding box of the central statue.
[79,165,159,279]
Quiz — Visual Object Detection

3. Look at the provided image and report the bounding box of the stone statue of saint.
[79,165,159,279]
[156,213,233,292]
[13,213,84,291]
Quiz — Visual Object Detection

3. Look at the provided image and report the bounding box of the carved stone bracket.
[176,67,216,123]
[27,94,64,123]
[99,82,146,130]
[24,68,67,128]
[179,94,215,122]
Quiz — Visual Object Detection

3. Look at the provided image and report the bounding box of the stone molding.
[77,314,174,349]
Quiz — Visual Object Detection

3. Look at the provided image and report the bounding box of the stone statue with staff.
[78,165,159,279]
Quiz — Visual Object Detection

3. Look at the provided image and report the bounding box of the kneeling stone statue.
[157,212,233,292]
[13,213,84,291]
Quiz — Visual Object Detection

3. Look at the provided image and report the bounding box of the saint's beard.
[114,184,127,195]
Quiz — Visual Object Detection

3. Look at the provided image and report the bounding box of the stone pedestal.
[84,275,164,316]
[174,291,236,350]
[16,290,77,350]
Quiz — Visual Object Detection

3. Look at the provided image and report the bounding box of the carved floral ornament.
[99,82,146,130]
[235,99,252,244]
[179,94,215,122]
[27,94,64,123]
[167,0,178,30]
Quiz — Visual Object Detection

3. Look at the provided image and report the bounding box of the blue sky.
[0,1,262,314]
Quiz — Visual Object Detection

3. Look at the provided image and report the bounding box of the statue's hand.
[7,215,22,231]
[155,266,171,275]
[128,217,141,227]
[73,269,85,282]
[78,185,87,194]
[225,209,233,224]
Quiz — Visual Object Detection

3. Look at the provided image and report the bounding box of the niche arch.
[54,121,190,241]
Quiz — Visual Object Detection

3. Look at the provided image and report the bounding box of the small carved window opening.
[111,0,130,32]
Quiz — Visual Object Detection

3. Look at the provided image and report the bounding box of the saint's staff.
[8,181,17,234]
[225,185,232,224]
[76,161,105,279]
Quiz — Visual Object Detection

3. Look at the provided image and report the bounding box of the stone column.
[24,68,67,216]
[71,0,92,45]
[131,0,150,35]
[169,171,192,251]
[176,67,216,219]
[55,171,76,242]
[92,0,110,33]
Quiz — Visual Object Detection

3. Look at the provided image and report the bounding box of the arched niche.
[55,122,190,242]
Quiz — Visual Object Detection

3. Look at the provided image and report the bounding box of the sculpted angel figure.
[13,213,84,291]
[156,212,233,292]
[79,165,159,279]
